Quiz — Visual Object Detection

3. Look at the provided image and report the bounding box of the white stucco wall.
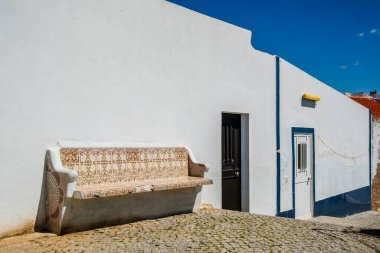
[0,0,278,236]
[279,59,370,212]
[372,119,380,180]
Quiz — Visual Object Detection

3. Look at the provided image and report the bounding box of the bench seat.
[45,146,213,235]
[74,176,213,199]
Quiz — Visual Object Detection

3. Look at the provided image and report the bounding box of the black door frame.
[222,113,242,211]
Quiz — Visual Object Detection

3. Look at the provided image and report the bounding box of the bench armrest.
[49,149,78,182]
[54,165,78,183]
[186,147,209,177]
[45,149,79,235]
[47,149,78,197]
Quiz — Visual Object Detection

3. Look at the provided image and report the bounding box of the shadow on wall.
[34,151,48,232]
[301,99,316,108]
[314,186,371,217]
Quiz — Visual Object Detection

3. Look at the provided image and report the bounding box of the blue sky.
[168,0,380,93]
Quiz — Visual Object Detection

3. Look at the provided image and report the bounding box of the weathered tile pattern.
[75,177,212,199]
[152,177,213,191]
[78,177,212,199]
[60,147,189,186]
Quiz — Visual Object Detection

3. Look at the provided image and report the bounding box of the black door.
[222,113,241,211]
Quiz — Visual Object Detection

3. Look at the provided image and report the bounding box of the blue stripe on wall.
[276,56,281,215]
[280,187,370,218]
[291,128,296,212]
[278,209,295,218]
[314,186,371,217]
[282,126,370,218]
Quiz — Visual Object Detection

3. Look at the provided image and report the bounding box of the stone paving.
[311,211,380,230]
[1,209,379,252]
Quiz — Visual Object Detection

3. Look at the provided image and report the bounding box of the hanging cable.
[317,135,368,159]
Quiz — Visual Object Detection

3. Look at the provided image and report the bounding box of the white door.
[294,134,313,219]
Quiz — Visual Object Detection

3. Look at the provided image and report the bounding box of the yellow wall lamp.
[302,93,321,101]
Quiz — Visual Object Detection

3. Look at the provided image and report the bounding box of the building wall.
[0,0,372,236]
[279,59,370,216]
[372,163,380,211]
[372,119,380,180]
[371,119,380,210]
[0,0,278,236]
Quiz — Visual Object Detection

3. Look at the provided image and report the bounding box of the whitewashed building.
[0,0,372,236]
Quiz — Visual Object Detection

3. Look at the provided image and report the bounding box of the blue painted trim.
[291,127,315,217]
[369,110,372,189]
[277,209,295,218]
[275,56,281,215]
[314,186,371,217]
[291,129,296,211]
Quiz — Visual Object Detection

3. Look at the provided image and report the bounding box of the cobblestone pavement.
[1,209,379,252]
[311,211,380,230]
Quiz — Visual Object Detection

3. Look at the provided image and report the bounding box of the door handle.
[234,171,240,177]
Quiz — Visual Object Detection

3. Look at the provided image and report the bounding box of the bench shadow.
[301,99,316,108]
[357,229,380,237]
[34,151,49,232]
[60,186,202,235]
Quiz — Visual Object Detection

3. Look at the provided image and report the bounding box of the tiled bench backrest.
[60,147,189,186]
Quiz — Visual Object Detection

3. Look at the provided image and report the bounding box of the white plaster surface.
[279,59,370,212]
[372,119,380,180]
[0,0,277,236]
[0,0,371,236]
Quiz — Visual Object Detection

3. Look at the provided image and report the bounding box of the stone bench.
[45,146,213,235]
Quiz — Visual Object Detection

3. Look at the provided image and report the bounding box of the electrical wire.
[317,135,368,159]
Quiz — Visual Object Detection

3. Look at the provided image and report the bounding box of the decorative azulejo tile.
[60,147,189,186]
